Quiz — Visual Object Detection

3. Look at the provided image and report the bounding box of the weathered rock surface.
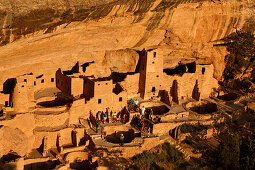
[0,0,255,85]
[0,126,29,157]
[0,114,35,157]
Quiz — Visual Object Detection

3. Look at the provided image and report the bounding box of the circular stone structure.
[37,94,73,107]
[187,101,218,114]
[140,101,170,115]
[65,151,91,170]
[105,129,135,144]
[65,151,89,162]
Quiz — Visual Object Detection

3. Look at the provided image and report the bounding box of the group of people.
[140,106,154,120]
[95,107,130,125]
[131,114,152,137]
[89,98,157,137]
[128,99,139,112]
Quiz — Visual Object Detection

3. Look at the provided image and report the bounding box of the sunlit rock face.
[0,0,255,84]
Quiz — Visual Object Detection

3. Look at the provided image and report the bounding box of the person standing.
[104,112,107,123]
[113,112,117,122]
[96,122,99,134]
[134,99,139,111]
[120,133,124,146]
[101,111,104,123]
[149,109,153,120]
[147,127,150,137]
[97,111,101,123]
[141,106,145,116]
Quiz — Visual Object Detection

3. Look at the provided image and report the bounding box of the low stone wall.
[153,122,182,136]
[33,128,72,149]
[104,125,131,135]
[34,111,69,127]
[109,137,164,158]
[35,106,66,113]
[33,127,86,150]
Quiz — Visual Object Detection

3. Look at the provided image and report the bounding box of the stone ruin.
[0,46,222,169]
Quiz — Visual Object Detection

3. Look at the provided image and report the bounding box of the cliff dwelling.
[0,0,255,169]
[0,46,230,169]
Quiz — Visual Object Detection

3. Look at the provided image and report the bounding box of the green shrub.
[180,124,211,134]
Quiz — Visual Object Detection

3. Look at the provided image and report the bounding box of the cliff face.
[0,0,254,84]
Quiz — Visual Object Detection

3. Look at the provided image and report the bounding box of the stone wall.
[0,93,9,106]
[33,127,86,150]
[33,128,72,149]
[11,82,30,112]
[69,99,89,125]
[84,77,94,101]
[160,64,218,103]
[71,77,83,97]
[56,69,71,96]
[34,111,69,127]
[153,122,182,136]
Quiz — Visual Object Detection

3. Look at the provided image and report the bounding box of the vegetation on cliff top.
[222,30,255,93]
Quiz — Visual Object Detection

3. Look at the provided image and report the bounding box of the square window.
[152,61,155,64]
[98,99,101,104]
[152,87,155,92]
[106,83,108,85]
[119,97,122,102]
[51,78,54,82]
[24,79,27,82]
[202,67,205,74]
[41,79,44,83]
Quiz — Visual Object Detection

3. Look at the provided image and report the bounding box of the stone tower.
[139,48,164,99]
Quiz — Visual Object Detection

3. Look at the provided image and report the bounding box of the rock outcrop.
[0,126,29,157]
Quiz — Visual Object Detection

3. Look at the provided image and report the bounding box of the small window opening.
[34,81,36,86]
[106,83,108,85]
[153,52,156,58]
[119,97,122,102]
[24,79,27,82]
[202,67,205,74]
[152,87,156,92]
[51,78,54,82]
[98,99,101,104]
[21,85,24,87]
[152,61,155,64]
[98,84,100,86]
[41,79,44,83]
[5,101,8,107]
[156,75,159,77]
[142,64,145,70]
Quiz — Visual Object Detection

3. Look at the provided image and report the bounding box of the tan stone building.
[138,47,218,103]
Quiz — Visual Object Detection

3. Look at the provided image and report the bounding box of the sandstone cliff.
[0,0,255,85]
